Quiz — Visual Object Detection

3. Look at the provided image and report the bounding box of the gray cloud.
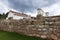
[0,0,59,14]
[8,0,57,13]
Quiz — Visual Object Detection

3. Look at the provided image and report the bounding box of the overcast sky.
[0,0,60,16]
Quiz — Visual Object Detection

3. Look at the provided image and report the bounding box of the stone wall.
[0,16,60,40]
[0,20,49,38]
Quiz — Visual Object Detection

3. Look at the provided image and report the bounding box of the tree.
[0,14,2,19]
[0,12,9,20]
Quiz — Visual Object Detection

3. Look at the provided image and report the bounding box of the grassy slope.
[0,31,47,40]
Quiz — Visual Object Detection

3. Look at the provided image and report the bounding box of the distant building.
[37,8,44,16]
[6,10,31,20]
[6,8,45,20]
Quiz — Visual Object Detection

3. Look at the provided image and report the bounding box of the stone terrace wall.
[0,17,60,40]
[0,19,48,37]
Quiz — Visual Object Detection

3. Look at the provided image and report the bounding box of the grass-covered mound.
[0,31,47,40]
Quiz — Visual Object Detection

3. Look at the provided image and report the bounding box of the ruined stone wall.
[0,16,60,40]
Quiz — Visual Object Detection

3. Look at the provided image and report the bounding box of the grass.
[0,31,47,40]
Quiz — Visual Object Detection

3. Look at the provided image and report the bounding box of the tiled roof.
[9,10,29,17]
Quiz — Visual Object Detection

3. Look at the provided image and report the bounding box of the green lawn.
[0,31,47,40]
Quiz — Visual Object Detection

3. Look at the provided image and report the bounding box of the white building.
[37,8,44,16]
[6,10,31,20]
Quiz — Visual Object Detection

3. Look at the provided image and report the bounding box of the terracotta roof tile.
[9,10,29,17]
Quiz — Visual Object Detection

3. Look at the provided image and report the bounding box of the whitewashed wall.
[6,12,24,20]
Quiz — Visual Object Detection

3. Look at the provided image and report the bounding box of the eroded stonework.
[0,15,60,40]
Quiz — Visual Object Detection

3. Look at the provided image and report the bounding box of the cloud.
[0,0,9,14]
[0,0,60,17]
[42,2,60,16]
[7,0,60,16]
[8,0,54,13]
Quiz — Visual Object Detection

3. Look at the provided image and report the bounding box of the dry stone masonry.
[0,15,60,40]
